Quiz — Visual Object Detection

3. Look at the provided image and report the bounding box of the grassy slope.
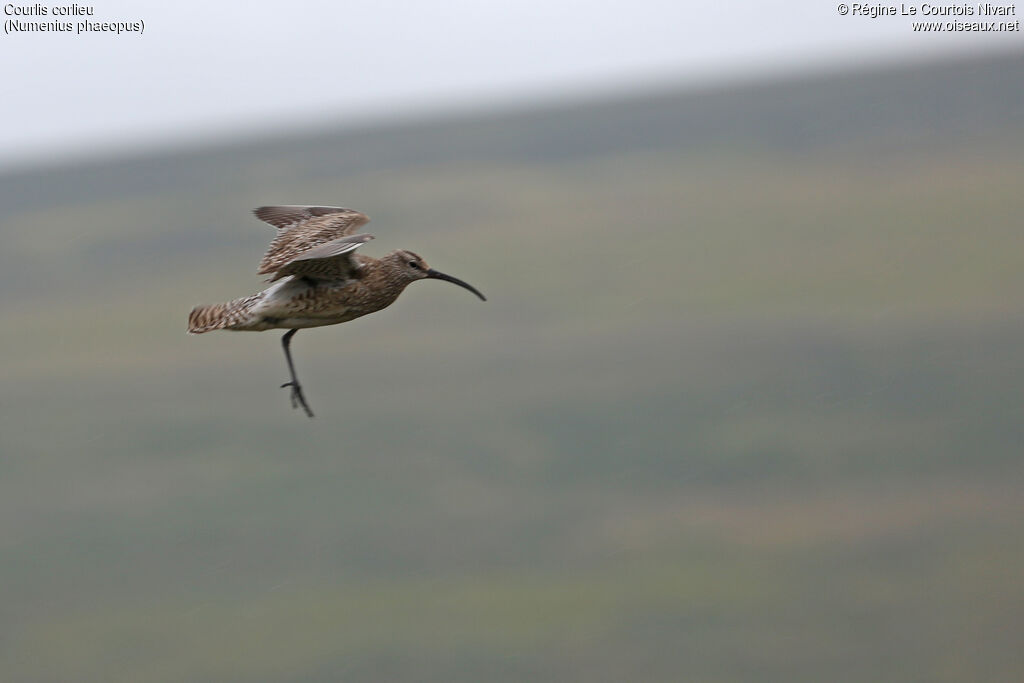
[2,53,1024,682]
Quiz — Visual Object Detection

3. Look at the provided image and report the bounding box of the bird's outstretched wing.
[254,205,371,276]
[267,233,374,282]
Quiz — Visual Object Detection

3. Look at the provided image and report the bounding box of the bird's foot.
[281,380,315,418]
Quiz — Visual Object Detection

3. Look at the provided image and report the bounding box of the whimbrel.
[188,205,485,417]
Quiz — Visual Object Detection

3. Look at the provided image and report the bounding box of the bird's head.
[384,250,486,301]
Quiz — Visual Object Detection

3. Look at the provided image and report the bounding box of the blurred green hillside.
[2,52,1023,682]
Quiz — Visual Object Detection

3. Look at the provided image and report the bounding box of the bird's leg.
[280,328,314,418]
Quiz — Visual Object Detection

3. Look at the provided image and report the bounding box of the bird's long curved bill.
[426,269,486,301]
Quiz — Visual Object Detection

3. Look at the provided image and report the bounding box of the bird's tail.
[187,295,259,333]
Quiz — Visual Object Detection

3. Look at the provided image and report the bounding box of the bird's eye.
[408,261,420,269]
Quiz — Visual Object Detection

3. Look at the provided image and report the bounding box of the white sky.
[0,0,1020,166]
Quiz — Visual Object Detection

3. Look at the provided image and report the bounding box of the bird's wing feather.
[268,234,374,282]
[254,205,371,274]
[254,205,367,232]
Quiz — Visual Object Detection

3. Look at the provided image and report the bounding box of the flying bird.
[188,205,486,417]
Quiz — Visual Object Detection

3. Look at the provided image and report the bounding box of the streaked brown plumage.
[188,205,485,417]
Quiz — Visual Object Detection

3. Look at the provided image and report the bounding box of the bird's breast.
[252,276,402,328]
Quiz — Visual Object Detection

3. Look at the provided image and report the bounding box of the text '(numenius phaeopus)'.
[3,4,145,34]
